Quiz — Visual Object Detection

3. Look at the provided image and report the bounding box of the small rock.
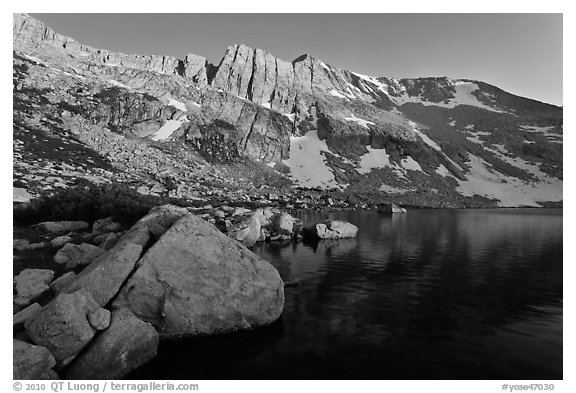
[303,220,359,240]
[231,207,252,217]
[65,308,158,380]
[14,187,33,203]
[92,217,123,234]
[36,221,89,234]
[148,223,168,239]
[13,339,57,380]
[49,272,76,293]
[14,241,48,251]
[25,291,99,364]
[53,243,105,269]
[13,303,43,332]
[50,235,73,248]
[88,308,111,331]
[212,209,226,219]
[100,233,119,250]
[91,232,110,245]
[284,279,301,288]
[377,203,407,214]
[227,209,272,247]
[13,269,54,306]
[13,239,30,250]
[272,212,296,236]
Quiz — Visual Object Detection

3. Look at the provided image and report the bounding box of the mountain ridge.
[17,14,560,110]
[13,13,563,208]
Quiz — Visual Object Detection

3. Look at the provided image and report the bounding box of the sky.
[30,13,563,106]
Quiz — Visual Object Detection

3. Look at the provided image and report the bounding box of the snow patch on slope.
[409,121,441,151]
[435,164,453,177]
[344,114,375,129]
[108,80,128,88]
[357,146,391,174]
[282,131,341,189]
[151,120,185,141]
[400,156,423,172]
[329,90,349,100]
[393,81,501,112]
[168,99,187,112]
[456,154,562,207]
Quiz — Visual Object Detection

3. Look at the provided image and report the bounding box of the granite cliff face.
[13,13,563,207]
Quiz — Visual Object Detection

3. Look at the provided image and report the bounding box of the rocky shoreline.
[13,204,359,379]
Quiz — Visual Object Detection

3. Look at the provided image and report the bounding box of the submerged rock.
[303,220,359,240]
[65,308,158,380]
[36,221,89,234]
[14,240,48,251]
[377,203,407,214]
[50,235,73,248]
[113,213,284,338]
[92,217,123,234]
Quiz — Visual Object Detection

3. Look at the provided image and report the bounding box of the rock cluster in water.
[13,203,359,379]
[13,205,302,379]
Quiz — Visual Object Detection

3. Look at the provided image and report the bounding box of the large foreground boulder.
[25,291,101,365]
[13,339,58,379]
[303,220,359,240]
[60,205,188,307]
[113,213,284,338]
[65,308,158,379]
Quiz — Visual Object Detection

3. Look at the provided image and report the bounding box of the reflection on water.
[129,209,563,380]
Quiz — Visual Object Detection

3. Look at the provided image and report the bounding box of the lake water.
[129,209,563,380]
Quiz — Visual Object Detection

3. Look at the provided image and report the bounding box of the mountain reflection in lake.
[129,209,562,380]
